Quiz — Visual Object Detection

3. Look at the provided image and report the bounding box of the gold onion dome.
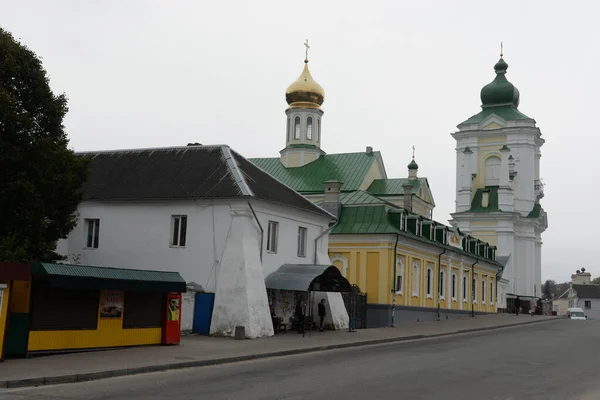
[285,60,325,109]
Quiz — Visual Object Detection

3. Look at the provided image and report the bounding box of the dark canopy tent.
[265,264,351,293]
[265,264,355,334]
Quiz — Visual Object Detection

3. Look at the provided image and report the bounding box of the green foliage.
[592,277,600,285]
[542,279,557,299]
[0,27,89,263]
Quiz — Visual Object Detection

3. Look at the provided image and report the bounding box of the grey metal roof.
[496,255,510,267]
[572,284,600,299]
[77,145,333,219]
[265,264,330,292]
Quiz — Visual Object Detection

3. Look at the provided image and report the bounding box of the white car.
[567,307,587,320]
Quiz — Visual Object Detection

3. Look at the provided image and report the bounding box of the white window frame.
[439,267,446,300]
[331,254,348,278]
[426,264,433,299]
[316,118,320,142]
[85,218,100,249]
[481,277,487,304]
[267,220,279,253]
[306,117,313,140]
[170,215,187,247]
[396,256,405,295]
[412,260,420,297]
[490,281,494,305]
[451,273,457,301]
[472,276,477,304]
[297,226,307,257]
[294,117,301,140]
[463,275,468,303]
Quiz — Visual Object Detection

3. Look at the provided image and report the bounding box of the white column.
[457,148,473,212]
[498,145,514,212]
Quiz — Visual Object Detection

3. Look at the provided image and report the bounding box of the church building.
[449,52,549,311]
[250,48,503,326]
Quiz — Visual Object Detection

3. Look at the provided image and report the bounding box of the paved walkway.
[0,314,556,388]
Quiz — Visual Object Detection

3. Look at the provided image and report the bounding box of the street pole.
[471,259,479,317]
[391,234,399,327]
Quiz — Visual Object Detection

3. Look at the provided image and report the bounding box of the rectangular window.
[85,218,100,249]
[463,276,467,301]
[30,279,99,331]
[297,227,307,257]
[585,300,592,309]
[472,277,476,302]
[123,292,164,328]
[267,221,279,253]
[171,215,187,247]
[396,275,403,294]
[452,274,457,300]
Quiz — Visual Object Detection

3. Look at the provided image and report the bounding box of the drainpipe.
[314,223,336,265]
[495,263,505,313]
[247,202,263,262]
[436,248,447,321]
[471,259,479,317]
[391,233,399,327]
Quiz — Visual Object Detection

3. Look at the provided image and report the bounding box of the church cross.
[412,145,416,159]
[304,39,310,62]
[500,41,503,58]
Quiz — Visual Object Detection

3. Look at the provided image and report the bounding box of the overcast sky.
[2,0,597,283]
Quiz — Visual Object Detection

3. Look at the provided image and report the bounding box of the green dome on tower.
[480,57,520,108]
[408,159,419,170]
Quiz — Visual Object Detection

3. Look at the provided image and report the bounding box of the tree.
[542,279,557,299]
[0,27,89,263]
[592,277,600,285]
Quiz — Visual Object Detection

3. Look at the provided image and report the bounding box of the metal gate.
[342,284,367,330]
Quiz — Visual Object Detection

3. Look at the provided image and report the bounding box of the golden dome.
[285,61,325,109]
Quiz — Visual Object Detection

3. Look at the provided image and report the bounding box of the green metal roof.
[367,178,424,196]
[469,186,500,213]
[249,151,378,193]
[315,190,392,207]
[460,105,532,126]
[331,205,502,267]
[527,203,543,218]
[283,144,322,150]
[32,262,187,292]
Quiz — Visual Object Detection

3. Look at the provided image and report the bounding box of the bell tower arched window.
[484,156,501,186]
[287,118,290,142]
[306,117,313,140]
[294,117,300,140]
[317,118,321,142]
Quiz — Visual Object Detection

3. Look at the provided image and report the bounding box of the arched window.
[452,274,457,300]
[490,281,494,304]
[395,257,405,294]
[462,276,467,301]
[412,260,420,297]
[287,118,290,142]
[485,156,501,186]
[306,117,313,140]
[472,277,477,302]
[316,118,320,142]
[426,267,432,297]
[294,116,300,140]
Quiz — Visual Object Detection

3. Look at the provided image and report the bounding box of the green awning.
[32,262,186,293]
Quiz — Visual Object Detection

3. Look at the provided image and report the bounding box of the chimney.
[366,146,373,154]
[322,180,343,218]
[402,181,413,212]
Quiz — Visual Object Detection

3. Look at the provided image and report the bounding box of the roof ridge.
[76,144,226,155]
[222,145,253,196]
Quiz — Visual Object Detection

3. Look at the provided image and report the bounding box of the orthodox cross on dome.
[304,39,310,62]
[412,145,416,159]
[500,41,503,58]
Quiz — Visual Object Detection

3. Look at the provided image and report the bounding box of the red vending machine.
[162,292,182,345]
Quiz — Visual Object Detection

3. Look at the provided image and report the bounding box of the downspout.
[471,259,479,317]
[314,222,336,265]
[495,263,505,313]
[247,201,263,262]
[391,233,399,327]
[436,248,447,321]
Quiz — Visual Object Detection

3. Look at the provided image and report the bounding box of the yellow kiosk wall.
[28,291,162,352]
[0,281,11,359]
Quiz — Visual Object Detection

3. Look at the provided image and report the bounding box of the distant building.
[56,145,346,338]
[553,269,600,317]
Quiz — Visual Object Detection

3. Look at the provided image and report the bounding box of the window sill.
[395,291,403,296]
[266,250,277,254]
[84,247,98,250]
[169,245,186,249]
[412,294,419,298]
[452,298,457,302]
[297,254,306,258]
[426,295,432,299]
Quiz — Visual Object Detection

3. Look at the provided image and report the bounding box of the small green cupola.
[408,159,419,170]
[480,56,520,108]
[407,147,419,180]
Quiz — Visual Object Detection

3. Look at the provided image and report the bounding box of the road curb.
[0,318,556,389]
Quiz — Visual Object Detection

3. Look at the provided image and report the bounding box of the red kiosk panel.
[162,292,181,345]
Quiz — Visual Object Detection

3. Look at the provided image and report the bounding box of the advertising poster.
[100,290,123,318]
[168,298,180,321]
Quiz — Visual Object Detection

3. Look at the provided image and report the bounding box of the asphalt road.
[2,318,599,400]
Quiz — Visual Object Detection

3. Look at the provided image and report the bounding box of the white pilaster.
[498,146,514,212]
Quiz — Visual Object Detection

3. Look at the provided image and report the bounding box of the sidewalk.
[0,314,557,389]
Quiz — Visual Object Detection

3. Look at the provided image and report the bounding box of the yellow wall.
[9,280,30,313]
[28,291,162,352]
[329,238,498,313]
[359,158,386,190]
[0,281,11,359]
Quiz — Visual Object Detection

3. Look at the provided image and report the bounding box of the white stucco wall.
[57,198,333,293]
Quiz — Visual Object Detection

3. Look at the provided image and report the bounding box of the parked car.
[567,307,587,320]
